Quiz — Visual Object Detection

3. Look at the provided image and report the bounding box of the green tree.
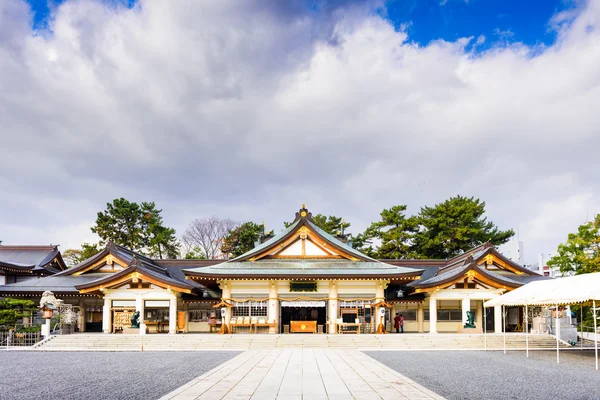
[92,198,144,250]
[91,198,180,258]
[548,214,600,275]
[413,195,514,259]
[221,222,265,258]
[63,243,102,267]
[359,205,419,259]
[0,298,37,328]
[140,202,180,259]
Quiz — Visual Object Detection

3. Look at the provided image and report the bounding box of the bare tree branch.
[182,217,238,259]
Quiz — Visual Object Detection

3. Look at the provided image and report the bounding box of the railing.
[0,331,43,347]
[580,325,600,340]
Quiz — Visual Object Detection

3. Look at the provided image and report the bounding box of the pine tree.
[413,195,514,258]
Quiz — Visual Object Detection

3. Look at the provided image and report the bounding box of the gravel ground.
[365,350,600,400]
[0,351,240,400]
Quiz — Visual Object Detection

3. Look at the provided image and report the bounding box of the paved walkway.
[160,349,444,400]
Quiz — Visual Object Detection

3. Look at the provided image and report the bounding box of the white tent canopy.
[484,272,600,308]
[483,272,600,371]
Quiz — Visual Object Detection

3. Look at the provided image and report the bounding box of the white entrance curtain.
[281,301,326,307]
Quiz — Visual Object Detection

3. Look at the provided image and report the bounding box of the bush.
[16,325,41,333]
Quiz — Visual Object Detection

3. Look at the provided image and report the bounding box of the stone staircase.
[35,333,570,351]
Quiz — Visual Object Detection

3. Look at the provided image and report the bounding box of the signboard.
[289,281,318,292]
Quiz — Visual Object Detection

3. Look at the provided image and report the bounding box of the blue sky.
[26,0,570,47]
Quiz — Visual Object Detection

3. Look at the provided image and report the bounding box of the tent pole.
[594,300,598,371]
[503,305,506,355]
[484,307,487,352]
[556,302,559,364]
[581,305,584,350]
[525,303,529,359]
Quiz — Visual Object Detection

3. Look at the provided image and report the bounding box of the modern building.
[0,206,546,335]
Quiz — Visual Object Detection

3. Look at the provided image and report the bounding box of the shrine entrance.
[280,301,326,333]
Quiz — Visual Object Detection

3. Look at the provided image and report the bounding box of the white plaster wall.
[336,280,377,295]
[188,321,209,332]
[230,281,269,297]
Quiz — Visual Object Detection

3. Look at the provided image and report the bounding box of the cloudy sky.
[1,0,598,264]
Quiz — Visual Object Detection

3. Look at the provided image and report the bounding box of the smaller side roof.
[0,245,66,273]
[0,274,104,295]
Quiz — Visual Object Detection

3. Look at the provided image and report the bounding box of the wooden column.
[136,298,145,335]
[328,281,338,334]
[168,295,177,334]
[221,280,232,327]
[417,302,424,333]
[476,300,483,329]
[79,298,86,333]
[429,297,437,334]
[268,280,278,333]
[102,298,111,334]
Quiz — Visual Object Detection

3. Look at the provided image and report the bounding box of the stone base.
[457,326,483,334]
[122,327,140,335]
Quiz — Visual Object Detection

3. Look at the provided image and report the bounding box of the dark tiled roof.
[75,263,195,291]
[0,274,103,294]
[0,245,65,273]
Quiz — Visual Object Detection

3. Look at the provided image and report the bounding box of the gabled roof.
[75,261,195,294]
[0,245,66,274]
[60,243,216,295]
[407,241,545,291]
[185,206,423,280]
[62,242,162,276]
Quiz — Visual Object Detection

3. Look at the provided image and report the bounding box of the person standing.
[399,314,405,333]
[394,313,401,333]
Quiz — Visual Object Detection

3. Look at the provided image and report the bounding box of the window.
[233,301,267,317]
[394,307,417,321]
[189,309,212,322]
[450,310,462,321]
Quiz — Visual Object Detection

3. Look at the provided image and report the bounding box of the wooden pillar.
[79,298,86,333]
[136,297,145,335]
[102,298,111,334]
[221,280,232,327]
[476,301,483,329]
[268,280,278,333]
[375,280,386,333]
[429,297,437,334]
[417,302,424,333]
[168,295,177,334]
[328,281,338,334]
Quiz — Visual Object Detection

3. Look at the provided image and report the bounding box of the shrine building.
[0,206,545,335]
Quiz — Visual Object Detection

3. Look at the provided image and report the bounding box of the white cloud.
[0,0,599,263]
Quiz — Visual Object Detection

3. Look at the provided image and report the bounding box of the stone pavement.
[160,349,444,400]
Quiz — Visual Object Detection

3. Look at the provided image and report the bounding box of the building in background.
[0,245,66,286]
